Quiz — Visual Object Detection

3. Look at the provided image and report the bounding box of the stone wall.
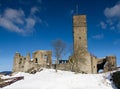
[12,50,52,73]
[104,56,117,72]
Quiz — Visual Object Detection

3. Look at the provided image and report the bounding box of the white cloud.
[37,0,42,3]
[0,17,23,33]
[92,34,104,40]
[0,8,40,35]
[31,7,39,15]
[4,8,24,24]
[103,2,120,31]
[117,22,120,30]
[99,21,107,29]
[110,26,115,30]
[106,19,113,26]
[25,18,36,29]
[113,39,120,45]
[104,4,120,18]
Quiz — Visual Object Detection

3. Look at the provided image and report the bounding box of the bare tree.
[69,55,75,72]
[68,44,75,71]
[52,39,66,72]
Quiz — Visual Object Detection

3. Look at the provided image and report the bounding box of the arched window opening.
[44,55,47,59]
[19,58,22,64]
[97,59,107,73]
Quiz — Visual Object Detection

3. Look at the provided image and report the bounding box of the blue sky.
[0,0,120,71]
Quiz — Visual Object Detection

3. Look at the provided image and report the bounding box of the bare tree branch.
[51,39,66,72]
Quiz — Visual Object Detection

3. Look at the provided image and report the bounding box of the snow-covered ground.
[2,69,117,89]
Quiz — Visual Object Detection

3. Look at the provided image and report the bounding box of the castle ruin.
[13,50,52,73]
[56,15,117,73]
[71,15,117,73]
[13,14,117,74]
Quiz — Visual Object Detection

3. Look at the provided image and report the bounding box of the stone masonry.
[13,50,52,73]
[13,14,117,74]
[72,15,117,73]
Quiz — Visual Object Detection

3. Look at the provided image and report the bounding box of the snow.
[1,75,11,79]
[3,69,116,89]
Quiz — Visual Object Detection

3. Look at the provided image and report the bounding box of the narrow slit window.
[35,58,38,63]
[79,37,81,39]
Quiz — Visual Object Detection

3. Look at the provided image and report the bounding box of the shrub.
[112,71,120,89]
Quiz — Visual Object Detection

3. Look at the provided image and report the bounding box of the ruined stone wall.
[57,63,71,71]
[32,50,52,67]
[97,56,117,73]
[91,56,98,74]
[76,53,93,73]
[13,52,21,72]
[13,52,31,72]
[13,50,52,73]
[104,56,117,72]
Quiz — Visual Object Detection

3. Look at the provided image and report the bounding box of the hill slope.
[2,69,116,89]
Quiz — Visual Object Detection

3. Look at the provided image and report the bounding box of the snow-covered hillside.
[2,69,116,89]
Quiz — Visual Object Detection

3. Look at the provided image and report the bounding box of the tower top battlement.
[73,15,86,27]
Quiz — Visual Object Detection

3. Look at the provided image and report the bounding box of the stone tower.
[72,15,117,73]
[73,15,92,73]
[73,15,87,53]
